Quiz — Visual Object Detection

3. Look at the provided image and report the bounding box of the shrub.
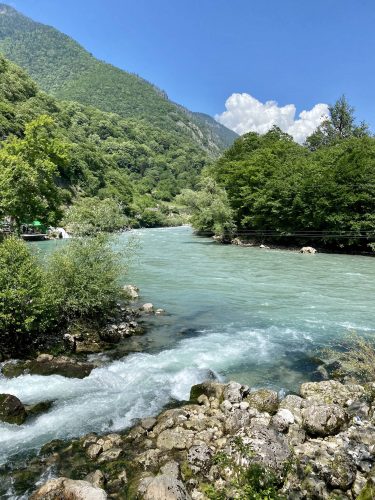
[0,237,55,356]
[46,235,122,320]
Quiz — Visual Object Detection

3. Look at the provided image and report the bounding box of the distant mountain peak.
[0,4,14,14]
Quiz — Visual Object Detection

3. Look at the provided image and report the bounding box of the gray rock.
[138,474,191,500]
[300,246,317,254]
[224,409,252,434]
[245,389,279,414]
[156,427,194,450]
[300,380,365,406]
[30,477,107,499]
[141,417,157,431]
[188,445,213,474]
[271,408,294,432]
[142,303,154,314]
[223,381,243,403]
[190,381,224,402]
[123,284,139,300]
[302,403,348,436]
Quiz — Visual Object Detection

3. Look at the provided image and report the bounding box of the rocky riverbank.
[2,378,374,499]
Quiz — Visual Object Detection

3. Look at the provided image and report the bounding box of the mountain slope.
[0,3,237,156]
[0,53,210,227]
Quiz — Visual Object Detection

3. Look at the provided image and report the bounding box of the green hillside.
[0,3,237,156]
[0,54,211,226]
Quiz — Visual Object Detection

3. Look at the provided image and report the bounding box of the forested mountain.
[0,54,211,226]
[0,3,237,156]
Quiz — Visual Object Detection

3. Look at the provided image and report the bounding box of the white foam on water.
[0,327,276,464]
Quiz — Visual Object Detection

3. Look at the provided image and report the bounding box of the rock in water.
[0,394,27,425]
[141,303,154,313]
[300,246,317,254]
[31,477,107,499]
[123,284,139,300]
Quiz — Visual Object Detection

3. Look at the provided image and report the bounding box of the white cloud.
[215,93,328,143]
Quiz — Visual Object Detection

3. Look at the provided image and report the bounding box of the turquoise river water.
[0,226,374,464]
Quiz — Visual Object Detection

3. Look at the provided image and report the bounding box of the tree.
[306,96,369,150]
[177,177,235,239]
[0,115,68,230]
[62,197,128,236]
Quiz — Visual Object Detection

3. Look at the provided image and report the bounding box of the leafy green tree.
[63,197,128,236]
[0,237,56,356]
[0,115,68,230]
[177,177,235,238]
[306,96,369,150]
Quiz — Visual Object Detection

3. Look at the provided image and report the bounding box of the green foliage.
[202,440,283,500]
[63,198,128,236]
[0,237,55,356]
[177,177,235,238]
[306,96,369,150]
[46,236,122,320]
[0,53,211,221]
[0,4,237,156]
[0,115,68,228]
[211,125,375,251]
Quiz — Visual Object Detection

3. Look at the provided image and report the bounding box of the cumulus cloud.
[215,93,328,143]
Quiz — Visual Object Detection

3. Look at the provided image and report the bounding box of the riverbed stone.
[30,477,107,499]
[0,393,27,425]
[142,303,154,314]
[300,380,365,406]
[271,408,295,432]
[300,246,317,254]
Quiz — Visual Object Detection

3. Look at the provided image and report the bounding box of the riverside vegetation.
[0,3,375,499]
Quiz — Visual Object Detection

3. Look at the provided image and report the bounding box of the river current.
[0,226,374,464]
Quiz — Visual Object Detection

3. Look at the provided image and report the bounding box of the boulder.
[156,427,194,451]
[230,426,292,475]
[30,477,107,499]
[271,408,295,432]
[245,389,279,414]
[190,381,224,403]
[142,303,154,314]
[223,381,246,403]
[25,401,53,418]
[300,380,365,406]
[138,474,191,500]
[0,394,27,425]
[123,284,139,300]
[302,403,348,436]
[300,246,317,254]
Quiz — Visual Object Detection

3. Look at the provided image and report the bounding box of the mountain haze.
[0,3,237,156]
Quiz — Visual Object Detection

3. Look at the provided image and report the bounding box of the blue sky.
[9,0,375,138]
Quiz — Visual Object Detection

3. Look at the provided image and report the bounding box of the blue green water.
[0,226,373,463]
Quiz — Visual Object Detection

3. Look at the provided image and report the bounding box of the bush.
[0,237,55,356]
[47,235,122,320]
[63,197,128,236]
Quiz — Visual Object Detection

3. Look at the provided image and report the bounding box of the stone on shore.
[30,477,107,499]
[300,246,317,254]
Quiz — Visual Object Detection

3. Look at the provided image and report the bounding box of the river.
[0,226,374,465]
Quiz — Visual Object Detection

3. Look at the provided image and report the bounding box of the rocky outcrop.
[5,378,375,499]
[123,284,140,301]
[0,393,27,425]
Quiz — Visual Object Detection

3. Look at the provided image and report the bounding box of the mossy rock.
[0,394,27,425]
[245,389,279,414]
[190,381,223,403]
[2,358,95,379]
